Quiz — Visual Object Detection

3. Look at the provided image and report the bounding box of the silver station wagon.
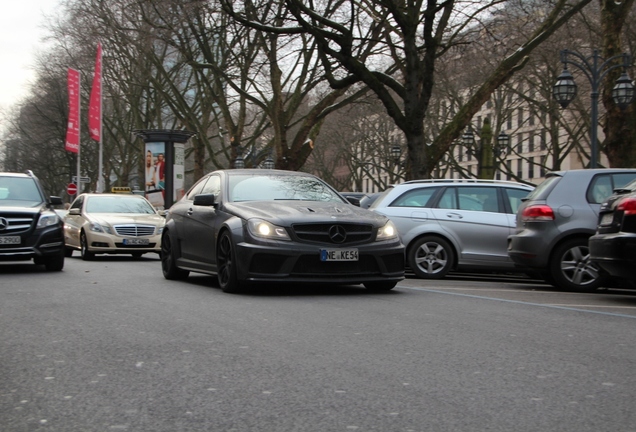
[370,179,534,279]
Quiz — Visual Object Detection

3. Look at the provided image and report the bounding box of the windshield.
[0,177,43,207]
[228,174,344,203]
[85,196,156,214]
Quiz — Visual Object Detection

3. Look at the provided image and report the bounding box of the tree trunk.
[600,0,636,167]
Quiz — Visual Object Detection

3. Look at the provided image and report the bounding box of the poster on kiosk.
[144,142,185,209]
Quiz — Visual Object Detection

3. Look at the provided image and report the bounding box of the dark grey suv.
[0,171,65,271]
[508,169,636,291]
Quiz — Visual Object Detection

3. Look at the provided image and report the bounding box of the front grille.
[114,224,155,237]
[0,213,34,234]
[292,223,373,245]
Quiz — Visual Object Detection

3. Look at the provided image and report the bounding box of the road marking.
[399,286,636,319]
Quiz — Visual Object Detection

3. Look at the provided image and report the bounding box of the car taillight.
[521,204,555,221]
[616,197,636,216]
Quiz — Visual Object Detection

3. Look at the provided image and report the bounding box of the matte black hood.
[224,200,389,227]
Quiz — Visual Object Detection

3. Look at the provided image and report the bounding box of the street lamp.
[495,131,510,157]
[234,148,245,169]
[263,154,275,169]
[390,145,402,164]
[553,49,635,168]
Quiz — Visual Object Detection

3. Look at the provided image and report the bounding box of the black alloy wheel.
[217,231,243,294]
[161,232,189,280]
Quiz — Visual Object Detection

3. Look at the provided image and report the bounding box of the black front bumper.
[235,240,405,284]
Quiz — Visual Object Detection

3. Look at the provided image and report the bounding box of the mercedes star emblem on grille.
[328,225,347,243]
[0,217,8,231]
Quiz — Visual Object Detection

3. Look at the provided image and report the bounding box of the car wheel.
[43,249,65,271]
[80,231,95,261]
[64,246,73,257]
[161,233,189,280]
[363,281,398,291]
[408,236,454,279]
[549,238,607,292]
[217,231,243,294]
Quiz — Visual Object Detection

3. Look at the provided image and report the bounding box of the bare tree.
[223,0,594,180]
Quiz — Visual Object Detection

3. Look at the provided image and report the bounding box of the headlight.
[89,222,112,234]
[156,227,164,235]
[37,211,60,228]
[247,219,290,241]
[376,220,398,241]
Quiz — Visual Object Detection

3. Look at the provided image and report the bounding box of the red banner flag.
[65,68,80,154]
[88,43,102,142]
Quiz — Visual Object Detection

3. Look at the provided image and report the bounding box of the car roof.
[395,179,533,189]
[547,168,636,178]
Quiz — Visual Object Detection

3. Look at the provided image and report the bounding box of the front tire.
[408,236,454,279]
[80,231,95,261]
[549,238,606,292]
[217,231,243,294]
[43,250,65,271]
[161,233,189,280]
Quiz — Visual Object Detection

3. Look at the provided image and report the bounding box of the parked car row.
[3,168,634,294]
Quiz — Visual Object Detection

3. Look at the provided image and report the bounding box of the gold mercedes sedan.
[63,193,164,260]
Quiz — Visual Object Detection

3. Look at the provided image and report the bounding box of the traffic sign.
[67,183,78,195]
[72,176,90,183]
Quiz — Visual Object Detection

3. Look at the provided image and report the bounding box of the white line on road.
[399,285,636,319]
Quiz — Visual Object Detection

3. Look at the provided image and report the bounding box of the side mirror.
[346,197,361,207]
[193,193,216,207]
[69,208,81,215]
[50,196,63,206]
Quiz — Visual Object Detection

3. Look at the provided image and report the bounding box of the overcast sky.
[0,1,60,112]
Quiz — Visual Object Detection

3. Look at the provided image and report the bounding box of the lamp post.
[234,148,245,169]
[390,145,402,164]
[263,154,275,169]
[462,122,509,179]
[552,49,635,169]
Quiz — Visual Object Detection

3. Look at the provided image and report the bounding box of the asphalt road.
[2,256,636,432]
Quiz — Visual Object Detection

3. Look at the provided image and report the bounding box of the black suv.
[0,171,65,271]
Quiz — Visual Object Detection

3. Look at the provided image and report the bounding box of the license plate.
[600,213,613,226]
[0,236,21,245]
[123,238,149,245]
[320,249,358,261]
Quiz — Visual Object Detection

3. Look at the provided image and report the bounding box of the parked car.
[508,169,636,292]
[589,178,636,288]
[368,179,533,279]
[360,192,382,209]
[161,169,405,293]
[0,170,65,271]
[63,193,165,260]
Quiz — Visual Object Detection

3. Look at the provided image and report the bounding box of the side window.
[457,187,499,212]
[186,177,209,200]
[613,173,636,190]
[390,187,438,208]
[70,196,83,210]
[201,175,221,196]
[504,188,531,214]
[437,188,458,209]
[588,175,613,204]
